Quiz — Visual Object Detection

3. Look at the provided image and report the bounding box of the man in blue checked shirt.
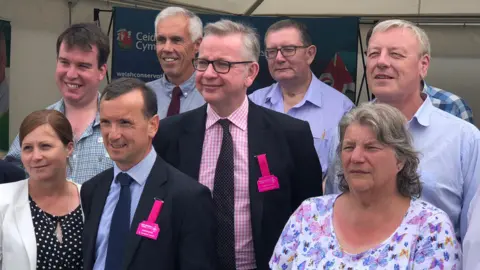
[423,82,474,124]
[365,23,474,124]
[325,19,480,243]
[4,23,113,184]
[249,19,354,177]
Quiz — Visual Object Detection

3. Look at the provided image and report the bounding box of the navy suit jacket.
[0,159,25,184]
[81,156,217,270]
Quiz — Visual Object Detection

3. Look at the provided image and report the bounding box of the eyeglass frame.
[264,45,310,59]
[192,58,254,74]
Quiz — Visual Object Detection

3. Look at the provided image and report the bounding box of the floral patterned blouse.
[269,194,461,270]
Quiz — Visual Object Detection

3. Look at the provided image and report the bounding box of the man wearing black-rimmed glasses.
[153,19,322,270]
[249,19,354,179]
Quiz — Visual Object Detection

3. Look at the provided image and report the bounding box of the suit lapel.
[123,157,169,269]
[14,181,36,270]
[178,105,207,180]
[84,170,114,270]
[247,101,276,248]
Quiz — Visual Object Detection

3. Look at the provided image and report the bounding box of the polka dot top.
[29,197,84,270]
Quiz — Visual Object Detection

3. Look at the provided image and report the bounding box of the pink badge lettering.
[258,175,280,192]
[256,154,280,192]
[136,199,163,240]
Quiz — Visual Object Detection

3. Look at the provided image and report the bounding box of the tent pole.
[244,0,264,16]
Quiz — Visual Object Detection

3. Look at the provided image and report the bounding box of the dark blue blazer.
[0,159,26,184]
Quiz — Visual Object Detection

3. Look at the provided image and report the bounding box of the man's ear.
[193,38,202,55]
[245,62,260,89]
[306,45,317,65]
[98,64,108,81]
[148,114,160,139]
[419,54,430,79]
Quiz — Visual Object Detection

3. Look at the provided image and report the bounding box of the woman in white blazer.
[0,109,84,270]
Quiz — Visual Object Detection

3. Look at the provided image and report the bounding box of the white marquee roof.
[101,0,480,16]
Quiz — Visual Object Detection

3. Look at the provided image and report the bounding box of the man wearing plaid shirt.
[423,81,474,124]
[366,25,474,124]
[4,23,113,184]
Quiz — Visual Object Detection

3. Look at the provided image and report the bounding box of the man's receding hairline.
[59,41,97,53]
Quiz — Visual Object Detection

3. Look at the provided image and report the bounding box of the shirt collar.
[113,147,157,186]
[265,83,283,105]
[160,71,197,97]
[410,93,434,127]
[421,80,435,96]
[371,94,433,127]
[304,75,325,108]
[54,93,102,126]
[265,72,324,108]
[206,96,249,131]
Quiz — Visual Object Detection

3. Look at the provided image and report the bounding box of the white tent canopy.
[99,0,480,16]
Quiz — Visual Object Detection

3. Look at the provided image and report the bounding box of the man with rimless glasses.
[153,19,323,270]
[249,19,354,178]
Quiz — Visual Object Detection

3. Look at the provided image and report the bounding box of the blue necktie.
[105,172,133,270]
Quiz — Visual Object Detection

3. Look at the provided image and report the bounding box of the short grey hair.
[371,19,431,56]
[154,7,203,42]
[337,103,422,198]
[203,19,260,62]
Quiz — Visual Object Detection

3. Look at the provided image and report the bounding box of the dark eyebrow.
[58,57,92,67]
[78,62,92,67]
[266,45,299,49]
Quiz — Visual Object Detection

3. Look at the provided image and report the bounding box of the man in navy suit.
[81,78,216,270]
[153,19,323,270]
[0,159,26,184]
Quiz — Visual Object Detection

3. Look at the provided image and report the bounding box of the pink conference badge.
[136,199,163,240]
[257,175,280,192]
[256,154,280,192]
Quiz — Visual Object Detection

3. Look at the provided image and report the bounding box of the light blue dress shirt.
[146,71,205,119]
[249,73,354,175]
[93,148,157,270]
[324,96,480,242]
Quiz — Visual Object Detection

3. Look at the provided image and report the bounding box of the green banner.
[0,20,11,152]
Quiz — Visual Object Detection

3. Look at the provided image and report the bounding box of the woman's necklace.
[41,209,65,244]
[36,182,72,244]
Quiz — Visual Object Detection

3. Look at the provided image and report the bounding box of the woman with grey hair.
[270,103,461,269]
